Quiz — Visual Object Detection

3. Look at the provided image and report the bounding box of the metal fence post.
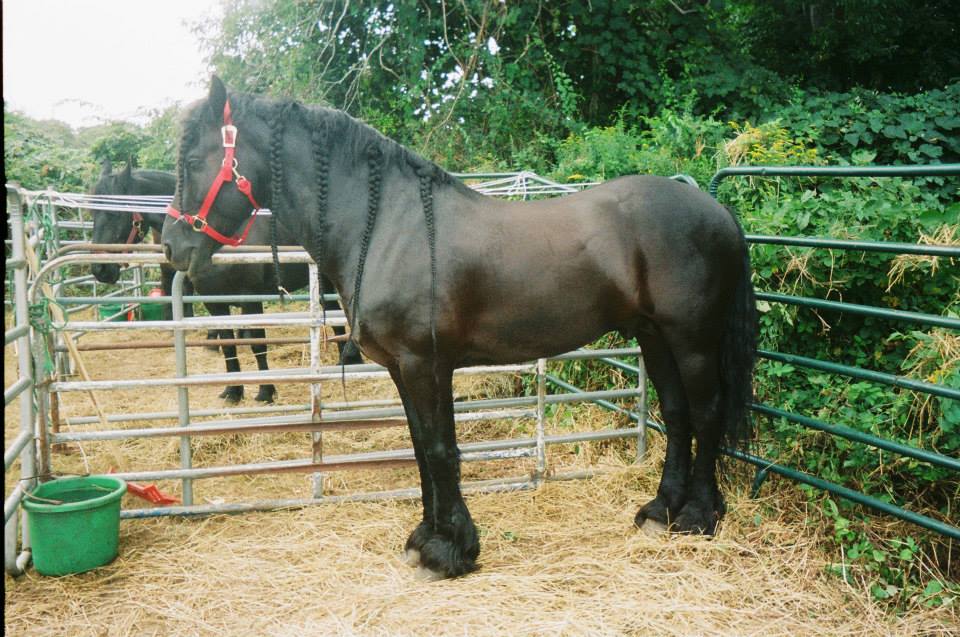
[309,264,325,499]
[172,272,193,505]
[535,358,547,482]
[635,351,647,462]
[5,185,37,575]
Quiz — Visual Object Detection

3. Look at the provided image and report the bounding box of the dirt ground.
[4,308,958,636]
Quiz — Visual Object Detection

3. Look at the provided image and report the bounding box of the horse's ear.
[118,160,133,188]
[100,158,113,177]
[208,75,228,121]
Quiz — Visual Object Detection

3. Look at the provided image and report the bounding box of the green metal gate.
[710,164,959,539]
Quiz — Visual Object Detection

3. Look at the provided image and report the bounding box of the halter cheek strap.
[125,212,145,244]
[166,100,262,247]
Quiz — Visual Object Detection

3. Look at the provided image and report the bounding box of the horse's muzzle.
[91,262,120,284]
[161,241,193,273]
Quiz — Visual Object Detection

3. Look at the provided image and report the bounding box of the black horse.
[89,159,361,403]
[162,77,756,578]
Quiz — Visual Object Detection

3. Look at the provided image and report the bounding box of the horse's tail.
[719,208,757,456]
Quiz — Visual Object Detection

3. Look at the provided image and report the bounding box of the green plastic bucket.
[139,287,165,320]
[98,303,131,322]
[23,475,126,576]
[139,301,164,321]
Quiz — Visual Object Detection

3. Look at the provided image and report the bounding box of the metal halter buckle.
[190,216,207,232]
[221,125,237,148]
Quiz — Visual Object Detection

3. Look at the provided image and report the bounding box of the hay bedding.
[4,312,958,636]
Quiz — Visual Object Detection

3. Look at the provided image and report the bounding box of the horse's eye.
[186,158,202,171]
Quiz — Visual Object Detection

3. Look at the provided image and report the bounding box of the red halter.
[166,101,262,246]
[126,212,145,244]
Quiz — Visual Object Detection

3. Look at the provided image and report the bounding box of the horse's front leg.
[393,357,479,579]
[387,366,435,567]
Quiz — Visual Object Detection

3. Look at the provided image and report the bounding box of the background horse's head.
[161,76,272,279]
[90,158,139,283]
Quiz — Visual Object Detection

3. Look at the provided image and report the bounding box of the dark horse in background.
[90,159,361,403]
[163,77,756,579]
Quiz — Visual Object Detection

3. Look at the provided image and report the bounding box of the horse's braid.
[419,170,438,361]
[350,145,384,334]
[176,127,189,211]
[269,106,286,300]
[311,125,329,258]
[311,122,330,314]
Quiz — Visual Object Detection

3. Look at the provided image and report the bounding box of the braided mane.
[179,90,463,354]
[181,89,473,195]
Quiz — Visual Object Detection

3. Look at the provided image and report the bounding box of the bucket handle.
[22,492,64,505]
[24,481,116,505]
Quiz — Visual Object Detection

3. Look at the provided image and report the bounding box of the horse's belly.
[456,293,627,366]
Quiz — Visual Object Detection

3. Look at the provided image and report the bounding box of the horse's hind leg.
[394,356,478,579]
[663,333,726,535]
[207,303,243,403]
[634,333,692,531]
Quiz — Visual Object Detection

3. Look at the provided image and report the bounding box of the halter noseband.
[166,100,262,246]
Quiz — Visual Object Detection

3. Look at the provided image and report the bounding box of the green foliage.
[82,122,147,166]
[137,105,182,170]
[773,83,960,169]
[554,120,641,181]
[819,496,958,608]
[3,108,93,191]
[729,0,960,94]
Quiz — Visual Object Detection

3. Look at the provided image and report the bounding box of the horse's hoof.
[403,549,421,567]
[670,503,720,536]
[637,519,668,536]
[634,494,673,529]
[415,535,478,579]
[414,565,447,582]
[403,514,478,579]
[219,387,243,404]
[254,388,276,403]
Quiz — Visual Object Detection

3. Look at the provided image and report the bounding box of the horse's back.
[436,175,743,363]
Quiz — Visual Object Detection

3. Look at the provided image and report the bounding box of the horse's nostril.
[162,243,172,262]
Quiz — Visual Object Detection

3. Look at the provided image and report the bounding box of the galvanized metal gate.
[5,166,959,579]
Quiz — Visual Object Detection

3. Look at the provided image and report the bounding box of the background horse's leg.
[241,302,276,403]
[394,357,478,578]
[206,302,243,403]
[387,366,436,567]
[182,275,196,319]
[159,264,176,321]
[633,334,692,531]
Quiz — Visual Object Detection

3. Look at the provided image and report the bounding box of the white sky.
[3,0,223,129]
